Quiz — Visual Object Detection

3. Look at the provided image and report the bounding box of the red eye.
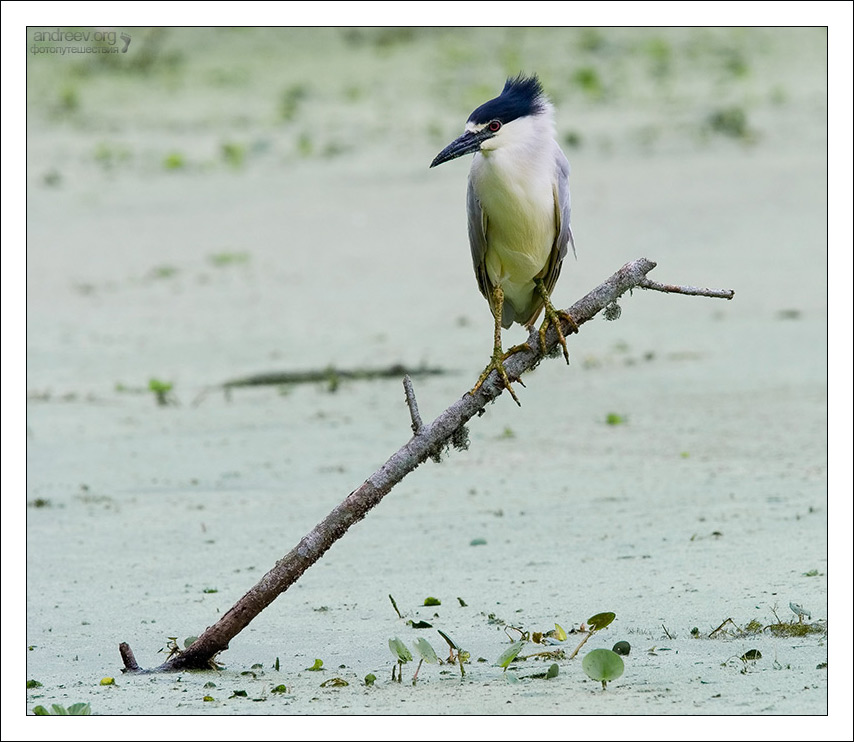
[488,120,501,132]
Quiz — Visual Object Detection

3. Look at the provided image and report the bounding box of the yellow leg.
[534,279,578,365]
[470,286,523,406]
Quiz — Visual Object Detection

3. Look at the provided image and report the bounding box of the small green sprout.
[208,251,250,267]
[411,637,439,685]
[582,648,625,690]
[495,640,526,672]
[569,612,617,659]
[27,680,43,689]
[423,596,441,606]
[305,658,324,671]
[220,142,247,169]
[99,677,115,686]
[271,684,288,694]
[148,378,176,406]
[364,673,377,687]
[389,637,412,682]
[437,629,467,676]
[789,602,811,622]
[163,152,185,170]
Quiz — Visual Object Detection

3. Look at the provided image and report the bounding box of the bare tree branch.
[119,258,734,673]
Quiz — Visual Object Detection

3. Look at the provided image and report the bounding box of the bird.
[430,73,577,405]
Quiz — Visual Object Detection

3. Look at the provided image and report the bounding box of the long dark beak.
[430,130,485,168]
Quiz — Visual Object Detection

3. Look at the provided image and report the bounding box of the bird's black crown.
[468,74,547,126]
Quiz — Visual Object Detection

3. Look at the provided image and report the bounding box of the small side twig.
[639,278,735,300]
[403,375,424,435]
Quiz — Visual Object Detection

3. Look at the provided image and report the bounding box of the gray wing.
[555,145,575,262]
[466,177,493,302]
[538,144,574,301]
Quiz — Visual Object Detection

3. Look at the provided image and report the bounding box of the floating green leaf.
[612,641,631,656]
[582,648,625,689]
[495,640,526,670]
[33,702,92,715]
[587,612,616,631]
[388,637,412,663]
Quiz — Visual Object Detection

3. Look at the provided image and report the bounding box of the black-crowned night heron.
[430,74,576,405]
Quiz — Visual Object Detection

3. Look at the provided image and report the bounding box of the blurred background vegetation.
[27,26,827,186]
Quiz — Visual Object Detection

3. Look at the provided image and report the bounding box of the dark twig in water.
[119,258,735,673]
[222,364,445,389]
[192,364,446,406]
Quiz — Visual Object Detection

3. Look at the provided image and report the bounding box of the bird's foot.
[538,303,578,365]
[503,340,535,359]
[470,348,524,406]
